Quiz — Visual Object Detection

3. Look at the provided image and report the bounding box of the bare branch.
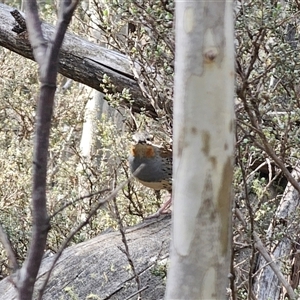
[42,0,79,80]
[113,171,142,298]
[50,189,111,218]
[23,0,47,65]
[15,1,79,299]
[37,176,133,300]
[253,233,296,299]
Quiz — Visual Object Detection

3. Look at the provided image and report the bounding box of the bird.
[128,132,172,218]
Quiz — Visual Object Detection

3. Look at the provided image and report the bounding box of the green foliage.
[0,48,162,278]
[86,0,174,134]
[151,260,168,281]
[234,0,300,296]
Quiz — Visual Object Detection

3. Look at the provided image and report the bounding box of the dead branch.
[0,3,158,119]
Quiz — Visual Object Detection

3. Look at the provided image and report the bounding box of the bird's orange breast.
[131,144,156,158]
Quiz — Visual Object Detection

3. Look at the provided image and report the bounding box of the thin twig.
[253,233,296,299]
[113,170,142,299]
[37,176,129,299]
[50,188,111,218]
[124,286,149,300]
[38,166,144,299]
[239,96,300,196]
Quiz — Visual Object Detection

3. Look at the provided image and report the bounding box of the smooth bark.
[166,1,235,299]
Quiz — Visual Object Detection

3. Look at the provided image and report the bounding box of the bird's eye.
[145,134,154,142]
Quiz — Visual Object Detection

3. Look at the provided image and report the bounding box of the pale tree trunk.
[79,0,125,160]
[165,1,235,299]
[79,91,102,159]
[79,0,106,161]
[77,0,127,200]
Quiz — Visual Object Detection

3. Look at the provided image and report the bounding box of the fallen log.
[0,216,171,300]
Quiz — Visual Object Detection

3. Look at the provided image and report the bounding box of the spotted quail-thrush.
[129,132,172,217]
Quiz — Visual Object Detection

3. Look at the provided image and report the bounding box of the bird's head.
[130,132,156,158]
[132,132,154,144]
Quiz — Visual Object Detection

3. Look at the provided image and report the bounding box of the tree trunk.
[165,1,235,299]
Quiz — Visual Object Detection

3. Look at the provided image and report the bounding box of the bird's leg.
[145,193,172,219]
